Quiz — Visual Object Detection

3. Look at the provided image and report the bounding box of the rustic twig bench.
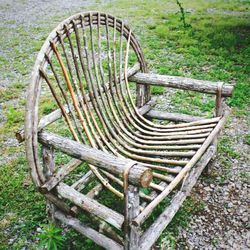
[17,12,234,249]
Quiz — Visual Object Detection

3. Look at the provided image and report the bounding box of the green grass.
[151,86,165,95]
[0,0,249,249]
[245,134,250,146]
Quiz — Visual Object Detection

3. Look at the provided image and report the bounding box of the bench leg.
[42,145,56,221]
[125,185,141,250]
[203,136,218,175]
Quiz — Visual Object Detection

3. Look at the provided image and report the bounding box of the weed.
[40,98,57,115]
[218,136,241,160]
[6,106,23,126]
[239,171,250,184]
[38,224,65,250]
[245,134,250,146]
[176,0,191,28]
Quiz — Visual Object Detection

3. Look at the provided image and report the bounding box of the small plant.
[159,231,176,249]
[38,223,64,250]
[245,134,250,146]
[176,0,191,28]
[6,106,23,126]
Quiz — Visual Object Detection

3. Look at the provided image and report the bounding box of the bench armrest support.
[38,131,152,188]
[129,72,234,97]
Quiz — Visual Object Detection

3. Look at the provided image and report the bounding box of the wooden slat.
[138,98,157,115]
[133,114,226,226]
[16,63,140,143]
[152,172,174,183]
[71,170,94,190]
[145,110,205,123]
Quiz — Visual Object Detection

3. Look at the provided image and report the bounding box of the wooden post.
[42,145,56,220]
[125,185,141,250]
[204,82,224,175]
[215,82,224,117]
[136,84,151,108]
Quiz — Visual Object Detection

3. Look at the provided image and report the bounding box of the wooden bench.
[17,12,234,249]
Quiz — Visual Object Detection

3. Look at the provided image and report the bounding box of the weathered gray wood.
[42,145,56,220]
[98,220,124,245]
[71,170,94,190]
[126,185,141,250]
[42,145,55,179]
[70,183,123,246]
[54,211,123,250]
[42,159,82,191]
[130,73,234,96]
[57,182,124,229]
[71,182,104,214]
[138,98,156,116]
[44,193,73,215]
[86,183,103,198]
[145,110,205,123]
[38,131,152,187]
[139,145,216,250]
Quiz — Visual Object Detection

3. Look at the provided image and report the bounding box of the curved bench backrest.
[26,12,147,187]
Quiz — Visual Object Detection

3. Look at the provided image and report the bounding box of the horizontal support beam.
[54,211,123,250]
[138,98,157,115]
[129,73,234,96]
[38,131,152,188]
[16,106,66,143]
[139,145,216,250]
[71,170,94,190]
[42,159,82,192]
[45,193,73,215]
[57,183,124,230]
[145,110,204,122]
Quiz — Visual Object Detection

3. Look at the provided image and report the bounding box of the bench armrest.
[38,131,152,188]
[129,72,234,97]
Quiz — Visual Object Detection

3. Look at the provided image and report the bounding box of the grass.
[0,0,249,249]
[151,86,165,95]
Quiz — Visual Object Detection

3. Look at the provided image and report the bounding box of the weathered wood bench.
[17,12,234,249]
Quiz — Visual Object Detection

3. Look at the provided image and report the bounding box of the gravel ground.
[0,1,249,249]
[177,115,250,249]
